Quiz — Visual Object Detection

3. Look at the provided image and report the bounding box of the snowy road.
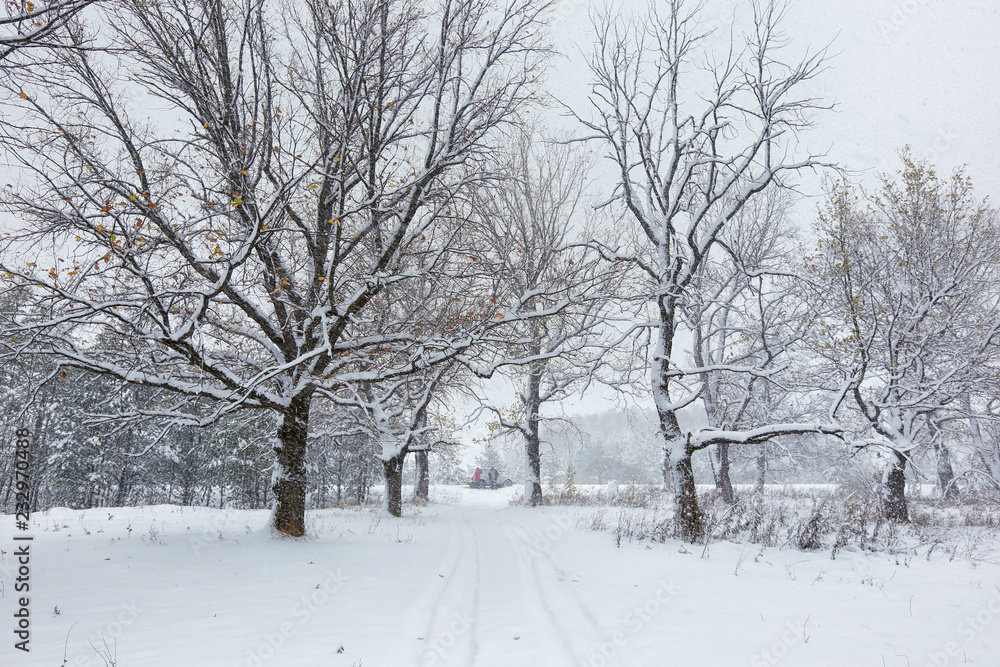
[2,487,999,666]
[383,501,609,667]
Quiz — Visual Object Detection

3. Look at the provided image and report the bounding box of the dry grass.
[544,484,1000,560]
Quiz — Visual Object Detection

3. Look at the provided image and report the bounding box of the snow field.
[0,487,997,666]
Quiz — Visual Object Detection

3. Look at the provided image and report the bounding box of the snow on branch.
[688,422,843,450]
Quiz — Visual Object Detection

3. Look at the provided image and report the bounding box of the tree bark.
[656,299,703,541]
[414,449,429,500]
[525,431,543,507]
[383,453,406,517]
[934,441,958,500]
[524,363,544,507]
[272,396,311,537]
[695,316,734,505]
[928,416,958,500]
[753,441,767,493]
[673,446,703,542]
[711,443,735,504]
[881,449,908,522]
[968,408,996,478]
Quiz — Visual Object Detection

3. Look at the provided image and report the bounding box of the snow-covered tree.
[0,0,93,61]
[684,187,824,502]
[471,130,626,506]
[812,155,1000,520]
[577,0,836,540]
[0,0,554,536]
[964,397,1000,496]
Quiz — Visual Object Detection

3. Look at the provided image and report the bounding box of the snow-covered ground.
[2,487,999,666]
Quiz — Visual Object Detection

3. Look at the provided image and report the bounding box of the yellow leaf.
[19,92,27,99]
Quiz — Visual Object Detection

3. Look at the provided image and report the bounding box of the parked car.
[468,469,514,489]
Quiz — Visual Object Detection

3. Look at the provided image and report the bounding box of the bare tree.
[1,0,94,60]
[0,0,552,536]
[813,154,1000,521]
[686,187,817,503]
[470,130,626,506]
[964,395,1000,495]
[576,0,835,540]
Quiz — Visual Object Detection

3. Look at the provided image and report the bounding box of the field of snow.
[2,486,999,666]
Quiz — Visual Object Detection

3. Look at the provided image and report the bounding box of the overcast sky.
[546,0,1000,218]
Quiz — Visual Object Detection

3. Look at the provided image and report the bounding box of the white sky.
[546,0,1000,211]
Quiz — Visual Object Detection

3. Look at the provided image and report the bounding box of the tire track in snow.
[387,508,602,667]
[385,525,477,667]
[480,519,582,666]
[501,517,606,665]
[394,516,480,667]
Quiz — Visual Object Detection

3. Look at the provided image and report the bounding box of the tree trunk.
[753,442,767,493]
[114,465,129,506]
[383,453,405,517]
[414,449,429,500]
[525,428,543,507]
[272,396,311,537]
[524,357,544,507]
[672,447,703,542]
[934,441,958,500]
[711,442,735,504]
[881,449,908,522]
[968,410,997,478]
[929,416,958,500]
[696,320,733,505]
[654,298,703,541]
